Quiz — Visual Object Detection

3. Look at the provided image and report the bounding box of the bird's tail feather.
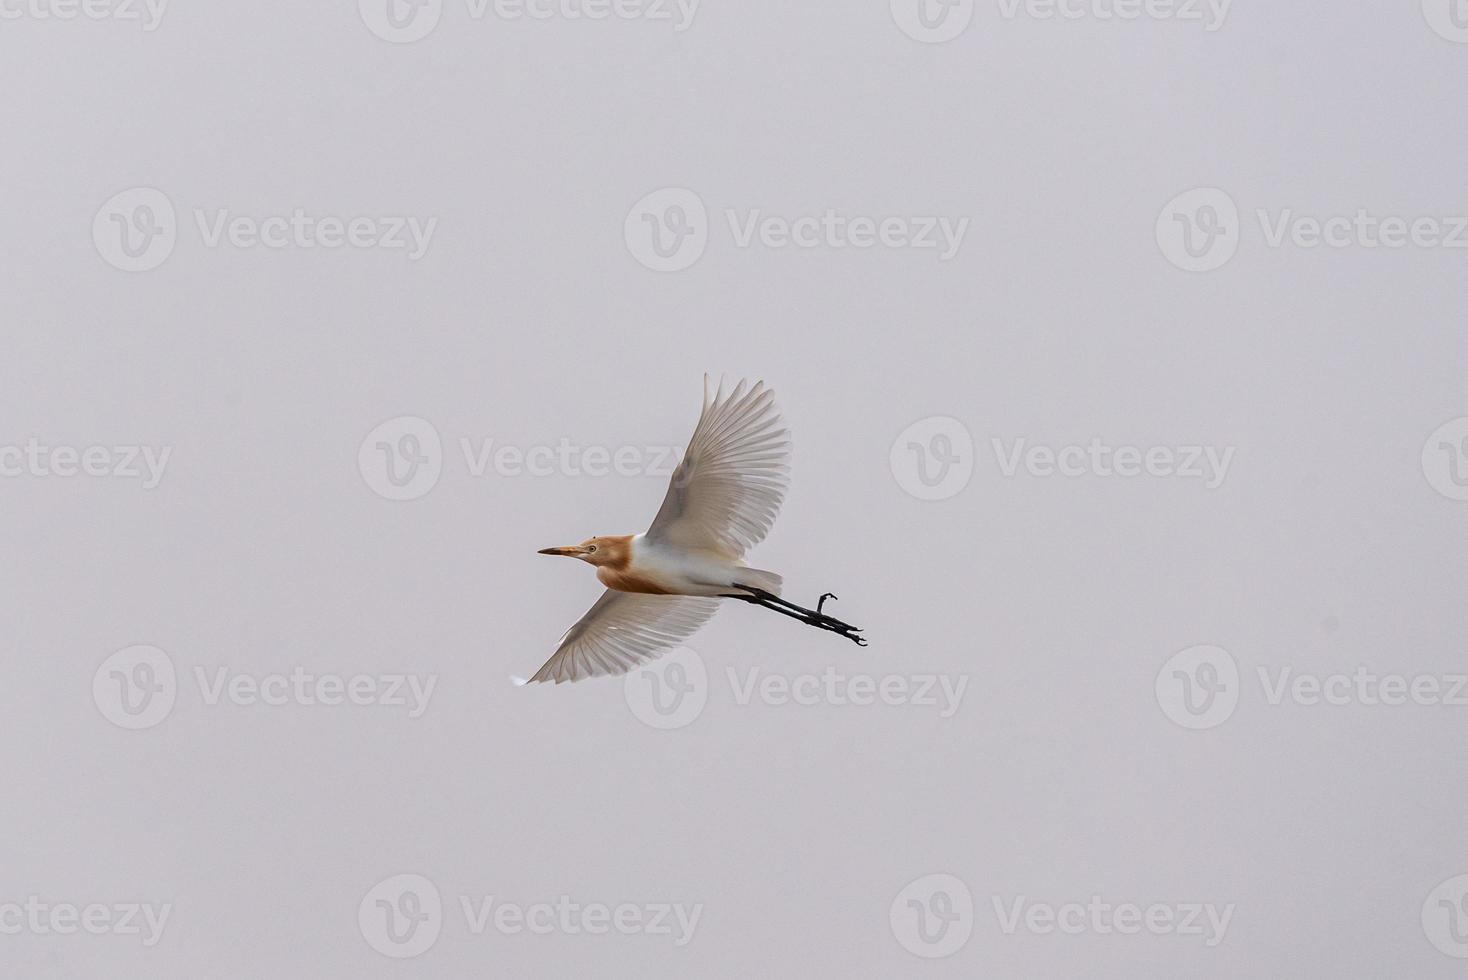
[734,568,783,596]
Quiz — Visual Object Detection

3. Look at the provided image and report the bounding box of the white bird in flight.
[528,376,865,684]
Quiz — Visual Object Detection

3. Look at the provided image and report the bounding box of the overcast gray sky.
[4,2,1468,977]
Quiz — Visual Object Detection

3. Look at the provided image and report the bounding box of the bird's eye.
[587,545,597,552]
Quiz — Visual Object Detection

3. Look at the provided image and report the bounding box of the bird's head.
[537,535,627,568]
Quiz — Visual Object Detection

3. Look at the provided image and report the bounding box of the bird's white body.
[598,534,777,598]
[529,377,792,683]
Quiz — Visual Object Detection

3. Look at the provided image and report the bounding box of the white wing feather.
[645,376,791,559]
[528,590,720,684]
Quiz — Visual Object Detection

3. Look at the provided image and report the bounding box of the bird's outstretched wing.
[644,376,791,559]
[528,590,721,684]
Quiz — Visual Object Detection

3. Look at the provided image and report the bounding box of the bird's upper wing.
[528,590,721,684]
[644,376,791,559]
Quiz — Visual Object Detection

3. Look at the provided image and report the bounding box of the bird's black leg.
[721,587,868,646]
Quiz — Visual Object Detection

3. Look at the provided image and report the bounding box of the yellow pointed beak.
[537,545,585,557]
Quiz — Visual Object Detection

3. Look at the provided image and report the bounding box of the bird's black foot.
[821,617,867,646]
[812,593,865,645]
[726,586,868,646]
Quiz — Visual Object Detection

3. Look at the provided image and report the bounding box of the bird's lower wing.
[528,590,721,684]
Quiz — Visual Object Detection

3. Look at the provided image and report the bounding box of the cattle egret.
[528,376,866,684]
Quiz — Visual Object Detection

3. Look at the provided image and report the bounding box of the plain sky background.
[4,1,1468,977]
